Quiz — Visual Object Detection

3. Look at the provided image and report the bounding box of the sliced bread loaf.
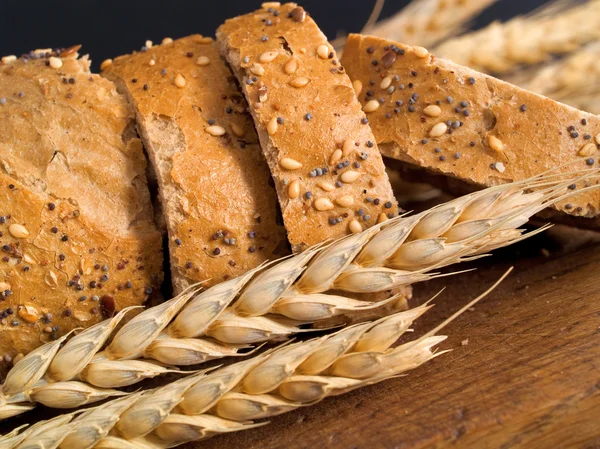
[103,35,288,293]
[341,34,600,223]
[0,48,163,372]
[217,3,400,252]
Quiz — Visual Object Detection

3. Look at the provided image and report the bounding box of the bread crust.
[104,36,288,292]
[217,3,399,252]
[342,34,600,220]
[0,50,162,372]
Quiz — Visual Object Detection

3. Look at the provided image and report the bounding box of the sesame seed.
[17,92,24,98]
[175,238,182,245]
[520,104,527,112]
[470,141,476,147]
[361,117,368,124]
[446,96,454,103]
[454,152,461,159]
[586,158,595,166]
[196,56,211,66]
[213,248,221,255]
[439,155,446,161]
[0,98,5,105]
[305,113,312,121]
[582,118,587,125]
[424,105,441,117]
[305,191,313,199]
[261,35,269,42]
[174,74,186,88]
[468,77,476,84]
[249,246,256,253]
[408,106,415,112]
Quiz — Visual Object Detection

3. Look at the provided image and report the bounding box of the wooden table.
[192,227,600,449]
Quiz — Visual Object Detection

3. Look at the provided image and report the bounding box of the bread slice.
[103,35,288,293]
[217,3,400,252]
[0,48,163,372]
[341,34,600,223]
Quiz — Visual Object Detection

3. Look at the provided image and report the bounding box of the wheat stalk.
[434,0,600,74]
[369,0,497,48]
[0,273,509,449]
[0,168,595,419]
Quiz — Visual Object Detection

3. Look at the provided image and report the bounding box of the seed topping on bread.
[217,4,400,250]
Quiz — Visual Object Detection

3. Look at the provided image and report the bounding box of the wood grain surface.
[188,227,600,449]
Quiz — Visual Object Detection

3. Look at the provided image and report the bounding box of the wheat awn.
[0,169,596,418]
[0,271,510,448]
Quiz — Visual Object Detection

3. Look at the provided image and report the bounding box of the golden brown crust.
[103,36,288,292]
[0,50,162,372]
[217,3,399,252]
[342,34,600,219]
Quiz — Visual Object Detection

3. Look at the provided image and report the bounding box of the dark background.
[0,0,547,70]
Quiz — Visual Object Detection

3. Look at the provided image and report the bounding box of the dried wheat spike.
[509,41,600,114]
[0,169,595,418]
[0,274,506,449]
[370,0,497,48]
[434,0,600,74]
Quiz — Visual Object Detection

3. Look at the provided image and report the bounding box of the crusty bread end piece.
[0,48,163,373]
[217,3,400,252]
[342,33,600,222]
[103,35,288,292]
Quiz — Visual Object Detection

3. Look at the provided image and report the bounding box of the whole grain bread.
[103,35,288,293]
[0,48,163,373]
[341,34,600,223]
[217,3,400,252]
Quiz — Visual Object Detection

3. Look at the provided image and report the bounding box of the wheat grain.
[0,169,596,418]
[434,0,600,74]
[0,273,508,448]
[369,0,497,47]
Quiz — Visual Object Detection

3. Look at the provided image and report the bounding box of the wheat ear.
[0,271,509,449]
[508,41,600,114]
[370,0,497,48]
[0,169,595,418]
[434,0,600,74]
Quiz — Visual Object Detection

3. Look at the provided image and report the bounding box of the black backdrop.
[0,0,547,70]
